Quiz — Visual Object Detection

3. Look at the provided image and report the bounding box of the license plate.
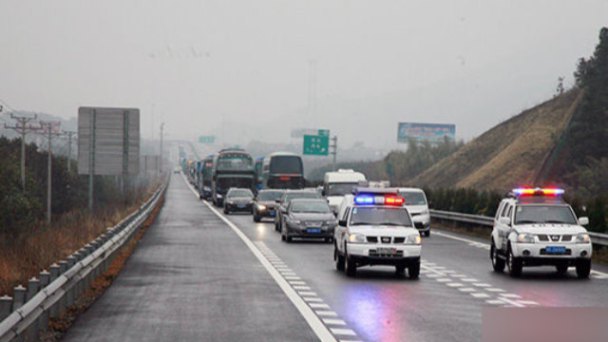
[306,228,321,234]
[546,246,566,254]
[376,248,397,255]
[269,210,275,216]
[237,204,246,209]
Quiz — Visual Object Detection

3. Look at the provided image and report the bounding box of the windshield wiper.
[378,223,403,226]
[516,220,537,224]
[545,220,570,224]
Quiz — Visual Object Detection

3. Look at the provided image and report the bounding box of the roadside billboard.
[397,122,455,144]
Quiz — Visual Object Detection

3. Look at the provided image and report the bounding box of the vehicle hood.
[349,225,418,236]
[514,224,588,235]
[256,201,277,208]
[227,197,253,203]
[405,205,429,215]
[290,213,336,222]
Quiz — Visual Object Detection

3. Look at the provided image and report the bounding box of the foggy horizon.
[1,0,607,149]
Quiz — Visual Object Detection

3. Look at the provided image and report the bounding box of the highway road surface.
[64,173,608,342]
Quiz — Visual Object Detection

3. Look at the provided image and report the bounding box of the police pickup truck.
[490,188,592,278]
[334,188,422,279]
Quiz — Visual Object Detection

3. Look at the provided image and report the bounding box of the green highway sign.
[303,134,329,156]
[198,135,216,144]
[318,129,330,137]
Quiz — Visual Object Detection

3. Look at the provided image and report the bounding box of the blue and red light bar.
[354,194,405,206]
[512,188,565,197]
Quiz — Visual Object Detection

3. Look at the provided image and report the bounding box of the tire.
[253,215,261,223]
[506,246,522,278]
[576,259,591,279]
[395,265,406,277]
[324,237,333,244]
[556,264,568,275]
[408,261,420,280]
[335,245,345,271]
[345,247,356,277]
[423,230,430,237]
[491,242,506,273]
[224,208,229,215]
[286,236,293,243]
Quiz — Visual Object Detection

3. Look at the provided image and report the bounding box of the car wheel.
[576,259,591,279]
[286,236,293,243]
[224,207,229,214]
[491,242,506,272]
[408,261,420,280]
[335,244,345,271]
[556,264,568,275]
[253,214,261,223]
[506,245,522,278]
[345,246,356,277]
[395,264,406,277]
[423,230,430,237]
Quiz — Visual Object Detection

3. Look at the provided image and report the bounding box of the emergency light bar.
[512,188,565,196]
[354,194,405,206]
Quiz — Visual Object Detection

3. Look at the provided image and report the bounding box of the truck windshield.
[228,189,253,198]
[269,156,302,174]
[349,207,412,227]
[257,190,284,201]
[399,191,427,205]
[327,183,358,196]
[514,205,578,225]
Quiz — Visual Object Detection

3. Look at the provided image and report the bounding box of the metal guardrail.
[430,209,608,247]
[0,179,169,342]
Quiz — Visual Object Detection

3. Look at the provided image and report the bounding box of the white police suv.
[334,188,422,279]
[490,188,592,278]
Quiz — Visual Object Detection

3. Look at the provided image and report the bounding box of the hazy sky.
[1,0,606,149]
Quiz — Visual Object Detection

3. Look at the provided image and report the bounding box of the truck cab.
[323,169,366,215]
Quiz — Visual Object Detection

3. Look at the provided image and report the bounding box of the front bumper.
[285,223,335,238]
[511,243,592,265]
[412,214,431,232]
[256,206,277,218]
[347,243,421,266]
[226,203,253,212]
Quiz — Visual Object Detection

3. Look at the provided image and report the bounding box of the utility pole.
[4,113,38,190]
[64,131,76,173]
[160,122,165,174]
[37,121,62,224]
[330,135,338,171]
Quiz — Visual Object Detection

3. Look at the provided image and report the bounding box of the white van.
[397,188,431,236]
[323,169,367,214]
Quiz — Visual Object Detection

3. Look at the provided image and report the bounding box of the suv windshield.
[327,183,358,196]
[227,189,253,198]
[290,201,331,213]
[349,207,412,227]
[514,205,577,225]
[257,190,284,201]
[399,191,427,205]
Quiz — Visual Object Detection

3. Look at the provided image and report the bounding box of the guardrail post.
[58,261,68,315]
[12,285,26,310]
[48,263,61,318]
[38,270,51,333]
[0,295,12,320]
[26,277,40,301]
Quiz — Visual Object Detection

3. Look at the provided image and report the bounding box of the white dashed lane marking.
[255,241,364,341]
[421,260,539,307]
[434,230,608,280]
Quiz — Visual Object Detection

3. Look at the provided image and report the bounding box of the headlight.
[516,233,535,243]
[257,204,267,211]
[405,234,422,245]
[226,200,234,205]
[217,194,223,199]
[576,233,591,244]
[286,217,301,225]
[348,233,366,243]
[326,219,338,226]
[421,209,430,216]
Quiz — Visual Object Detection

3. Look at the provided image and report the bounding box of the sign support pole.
[88,110,96,211]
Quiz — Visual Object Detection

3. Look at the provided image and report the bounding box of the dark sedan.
[253,189,285,222]
[281,198,337,243]
[224,188,254,214]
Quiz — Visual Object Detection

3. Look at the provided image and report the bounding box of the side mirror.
[338,220,347,227]
[499,217,511,226]
[578,217,589,226]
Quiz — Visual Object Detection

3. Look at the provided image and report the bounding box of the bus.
[211,149,255,206]
[260,152,304,189]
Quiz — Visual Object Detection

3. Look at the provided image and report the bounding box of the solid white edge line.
[181,174,337,342]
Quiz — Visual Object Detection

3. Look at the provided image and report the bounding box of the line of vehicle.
[181,173,338,342]
[433,230,608,279]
